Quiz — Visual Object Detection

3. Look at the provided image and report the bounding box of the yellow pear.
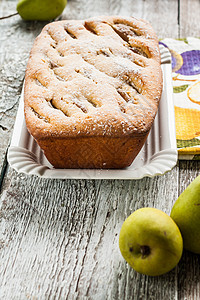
[119,207,183,276]
[171,175,200,254]
[17,0,67,21]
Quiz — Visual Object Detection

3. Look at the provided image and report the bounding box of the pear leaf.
[173,85,189,93]
[177,138,200,148]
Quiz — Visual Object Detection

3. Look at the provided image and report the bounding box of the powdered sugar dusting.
[25,16,162,138]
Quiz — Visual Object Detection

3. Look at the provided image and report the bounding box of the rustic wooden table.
[0,0,200,299]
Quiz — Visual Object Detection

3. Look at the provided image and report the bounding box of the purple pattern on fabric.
[171,56,176,70]
[159,41,168,48]
[177,50,200,75]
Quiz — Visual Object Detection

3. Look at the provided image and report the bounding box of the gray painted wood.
[0,1,46,172]
[180,0,200,37]
[0,0,200,299]
[0,168,179,299]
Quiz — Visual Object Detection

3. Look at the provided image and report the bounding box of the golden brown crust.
[24,16,162,168]
[38,135,148,169]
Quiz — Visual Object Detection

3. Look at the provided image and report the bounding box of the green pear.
[170,174,200,254]
[17,0,67,21]
[119,207,183,276]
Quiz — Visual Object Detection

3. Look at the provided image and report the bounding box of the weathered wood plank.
[0,1,47,175]
[0,167,179,299]
[179,0,200,37]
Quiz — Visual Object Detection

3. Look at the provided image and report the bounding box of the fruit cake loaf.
[24,16,162,169]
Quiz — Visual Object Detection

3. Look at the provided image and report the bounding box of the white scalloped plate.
[8,46,177,179]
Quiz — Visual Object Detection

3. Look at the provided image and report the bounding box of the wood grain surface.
[0,0,200,299]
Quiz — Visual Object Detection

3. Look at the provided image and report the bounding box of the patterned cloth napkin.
[160,38,200,160]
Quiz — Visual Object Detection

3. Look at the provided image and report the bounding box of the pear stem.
[0,12,19,21]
